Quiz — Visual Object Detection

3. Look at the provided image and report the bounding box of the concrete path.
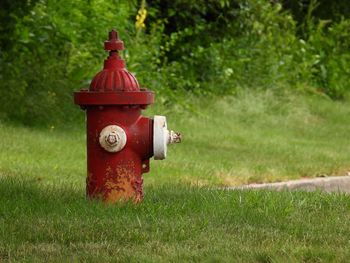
[227,175,350,194]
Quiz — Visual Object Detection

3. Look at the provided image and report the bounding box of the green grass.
[1,91,350,262]
[1,178,350,262]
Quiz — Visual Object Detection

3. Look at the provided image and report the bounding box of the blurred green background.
[1,0,350,126]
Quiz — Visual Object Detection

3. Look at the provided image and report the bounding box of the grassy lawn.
[1,91,350,261]
[1,179,350,262]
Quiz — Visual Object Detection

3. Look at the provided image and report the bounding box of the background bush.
[1,0,349,126]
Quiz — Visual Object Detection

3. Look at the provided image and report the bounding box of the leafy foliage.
[0,0,133,125]
[1,0,350,125]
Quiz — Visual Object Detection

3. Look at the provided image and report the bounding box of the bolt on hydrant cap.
[106,132,120,146]
[169,130,182,144]
[99,125,127,153]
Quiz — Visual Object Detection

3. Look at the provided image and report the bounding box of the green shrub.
[1,0,350,126]
[305,18,350,98]
[0,0,133,125]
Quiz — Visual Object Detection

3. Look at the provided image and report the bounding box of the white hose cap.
[153,115,181,160]
[99,125,127,153]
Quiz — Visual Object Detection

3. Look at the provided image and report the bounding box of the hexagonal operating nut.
[106,132,120,146]
[99,125,127,152]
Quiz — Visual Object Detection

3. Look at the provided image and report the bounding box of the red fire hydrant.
[74,29,181,203]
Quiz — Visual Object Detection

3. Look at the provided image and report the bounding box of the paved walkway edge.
[227,175,350,193]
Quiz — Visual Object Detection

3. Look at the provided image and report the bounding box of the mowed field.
[1,91,350,262]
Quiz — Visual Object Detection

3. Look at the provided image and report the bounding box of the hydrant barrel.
[86,106,152,202]
[74,29,181,203]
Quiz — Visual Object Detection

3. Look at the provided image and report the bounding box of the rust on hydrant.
[74,29,181,203]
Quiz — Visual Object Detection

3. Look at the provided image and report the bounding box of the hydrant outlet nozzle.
[153,115,181,160]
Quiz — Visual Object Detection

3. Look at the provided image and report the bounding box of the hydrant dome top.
[74,29,154,107]
[90,67,140,92]
[89,29,140,92]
